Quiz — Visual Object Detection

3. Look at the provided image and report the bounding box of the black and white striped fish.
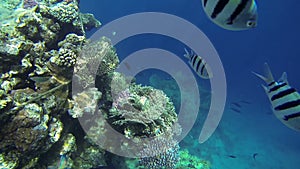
[253,63,300,131]
[202,0,258,31]
[184,48,212,79]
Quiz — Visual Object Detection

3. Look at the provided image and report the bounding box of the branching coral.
[139,136,180,169]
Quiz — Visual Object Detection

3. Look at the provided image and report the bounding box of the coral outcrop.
[0,0,210,169]
[0,0,103,168]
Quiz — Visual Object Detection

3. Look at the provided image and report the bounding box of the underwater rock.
[0,153,18,169]
[80,13,101,31]
[0,89,12,110]
[48,117,64,143]
[60,133,77,156]
[73,145,107,169]
[74,37,119,91]
[23,0,38,9]
[0,102,48,167]
[16,8,58,46]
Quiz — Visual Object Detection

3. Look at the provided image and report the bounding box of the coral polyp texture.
[138,136,180,169]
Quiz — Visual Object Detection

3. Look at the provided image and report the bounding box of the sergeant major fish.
[202,0,258,31]
[184,48,212,79]
[253,63,300,131]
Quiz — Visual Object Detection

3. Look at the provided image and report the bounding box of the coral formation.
[68,87,102,118]
[73,145,107,169]
[73,37,118,91]
[0,0,103,168]
[109,84,178,137]
[0,0,210,169]
[23,0,38,9]
[138,136,180,169]
[110,147,211,169]
[176,149,211,169]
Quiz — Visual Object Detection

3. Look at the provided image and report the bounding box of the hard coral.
[139,136,180,169]
[109,84,177,137]
[0,0,101,167]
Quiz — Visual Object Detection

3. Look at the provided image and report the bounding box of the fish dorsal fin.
[184,48,194,59]
[184,48,190,59]
[262,62,275,84]
[261,84,269,93]
[252,62,275,84]
[278,72,288,85]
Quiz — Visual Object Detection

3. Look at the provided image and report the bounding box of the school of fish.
[186,1,300,133]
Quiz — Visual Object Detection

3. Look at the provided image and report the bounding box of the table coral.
[109,84,177,137]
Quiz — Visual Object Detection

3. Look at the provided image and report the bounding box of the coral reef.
[109,84,178,137]
[110,147,211,169]
[138,136,180,169]
[68,87,102,118]
[72,145,107,169]
[0,1,209,169]
[73,37,119,91]
[23,0,38,9]
[149,74,181,111]
[176,149,211,169]
[0,0,103,168]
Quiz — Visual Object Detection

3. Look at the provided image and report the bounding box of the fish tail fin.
[252,62,275,84]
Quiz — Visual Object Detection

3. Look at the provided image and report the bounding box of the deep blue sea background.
[80,0,300,168]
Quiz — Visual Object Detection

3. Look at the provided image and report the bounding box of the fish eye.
[247,20,256,27]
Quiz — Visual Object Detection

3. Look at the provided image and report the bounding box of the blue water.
[81,0,300,168]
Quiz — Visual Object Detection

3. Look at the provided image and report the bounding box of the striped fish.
[184,48,212,79]
[253,63,300,131]
[202,0,258,31]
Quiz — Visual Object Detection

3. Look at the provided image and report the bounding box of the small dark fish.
[231,102,242,108]
[230,107,241,114]
[253,153,258,160]
[227,155,237,158]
